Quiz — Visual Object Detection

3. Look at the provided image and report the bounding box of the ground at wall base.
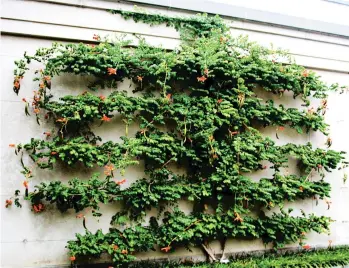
[65,245,349,268]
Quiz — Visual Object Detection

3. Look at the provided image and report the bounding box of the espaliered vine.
[7,10,348,266]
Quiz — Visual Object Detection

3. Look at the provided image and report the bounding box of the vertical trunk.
[220,237,227,262]
[201,243,216,263]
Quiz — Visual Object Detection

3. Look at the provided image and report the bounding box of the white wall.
[1,0,349,267]
[211,0,349,26]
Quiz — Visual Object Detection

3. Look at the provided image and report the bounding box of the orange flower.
[51,151,58,155]
[321,99,328,108]
[56,118,67,123]
[22,98,27,102]
[217,99,223,104]
[34,108,40,114]
[43,132,51,137]
[93,34,100,41]
[70,256,76,261]
[107,68,117,75]
[44,76,51,81]
[105,164,114,171]
[229,130,239,136]
[99,95,106,101]
[101,114,111,122]
[116,179,126,185]
[219,36,227,43]
[301,232,306,236]
[5,199,13,208]
[212,153,218,159]
[277,126,285,131]
[204,69,209,75]
[137,76,143,82]
[9,144,16,148]
[33,203,44,213]
[234,212,243,223]
[161,246,171,252]
[121,249,128,254]
[303,244,311,250]
[76,214,84,219]
[39,82,45,89]
[113,245,119,250]
[166,93,172,101]
[197,76,207,83]
[317,164,322,168]
[302,70,309,77]
[307,107,315,116]
[23,181,29,189]
[104,164,115,176]
[14,81,20,89]
[299,186,304,192]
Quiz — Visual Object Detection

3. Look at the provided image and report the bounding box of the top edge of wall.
[33,0,349,39]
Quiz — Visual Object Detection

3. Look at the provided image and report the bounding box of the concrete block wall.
[1,0,349,267]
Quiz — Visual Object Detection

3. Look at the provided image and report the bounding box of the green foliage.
[27,174,122,215]
[23,172,331,220]
[68,209,331,264]
[15,131,345,180]
[8,9,349,267]
[17,136,140,169]
[67,226,156,264]
[39,91,329,135]
[109,10,228,39]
